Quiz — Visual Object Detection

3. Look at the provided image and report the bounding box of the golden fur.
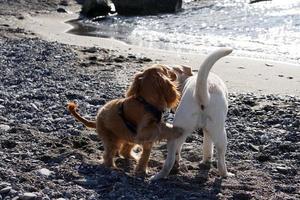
[67,64,181,175]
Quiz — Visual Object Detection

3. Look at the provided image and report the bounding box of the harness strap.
[118,103,138,134]
[118,97,163,135]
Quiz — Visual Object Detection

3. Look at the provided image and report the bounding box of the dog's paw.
[111,166,124,173]
[219,171,235,178]
[224,172,235,177]
[199,160,212,169]
[134,167,148,177]
[150,173,165,181]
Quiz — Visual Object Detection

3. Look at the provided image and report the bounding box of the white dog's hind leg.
[215,129,228,176]
[151,135,187,180]
[208,127,233,177]
[200,130,214,165]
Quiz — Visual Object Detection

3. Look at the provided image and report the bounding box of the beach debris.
[265,63,274,67]
[82,47,98,53]
[250,0,272,4]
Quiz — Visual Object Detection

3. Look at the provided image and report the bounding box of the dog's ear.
[126,72,143,97]
[158,73,180,108]
[168,70,177,82]
[181,65,193,76]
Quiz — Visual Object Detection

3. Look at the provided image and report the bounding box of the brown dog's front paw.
[135,167,148,177]
[111,166,124,173]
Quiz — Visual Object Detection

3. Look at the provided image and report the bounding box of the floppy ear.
[181,65,193,76]
[159,73,180,108]
[168,70,177,82]
[126,72,143,97]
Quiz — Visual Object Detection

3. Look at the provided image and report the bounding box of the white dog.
[152,48,233,180]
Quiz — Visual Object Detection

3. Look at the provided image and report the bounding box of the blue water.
[70,0,300,64]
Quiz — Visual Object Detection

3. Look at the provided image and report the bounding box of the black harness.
[118,96,163,135]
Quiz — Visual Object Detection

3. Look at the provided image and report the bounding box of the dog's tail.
[195,48,232,108]
[67,102,96,129]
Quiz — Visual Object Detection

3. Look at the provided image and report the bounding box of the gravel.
[0,5,299,199]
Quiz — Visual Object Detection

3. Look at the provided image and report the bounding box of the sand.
[8,10,300,96]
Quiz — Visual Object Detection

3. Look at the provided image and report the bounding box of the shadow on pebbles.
[0,38,299,199]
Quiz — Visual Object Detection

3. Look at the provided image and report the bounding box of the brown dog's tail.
[67,102,96,129]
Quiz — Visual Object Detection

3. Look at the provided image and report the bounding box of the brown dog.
[67,64,182,175]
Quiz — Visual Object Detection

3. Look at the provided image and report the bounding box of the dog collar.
[135,96,163,123]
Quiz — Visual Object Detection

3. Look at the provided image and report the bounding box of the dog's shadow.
[75,158,223,199]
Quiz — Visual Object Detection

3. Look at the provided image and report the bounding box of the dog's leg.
[135,142,153,176]
[206,126,233,177]
[215,129,229,177]
[151,134,187,180]
[171,143,188,174]
[200,129,214,165]
[103,141,120,169]
[119,143,137,161]
[100,132,121,169]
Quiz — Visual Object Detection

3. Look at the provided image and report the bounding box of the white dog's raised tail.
[195,48,233,108]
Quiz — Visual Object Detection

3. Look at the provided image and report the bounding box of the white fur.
[151,48,233,180]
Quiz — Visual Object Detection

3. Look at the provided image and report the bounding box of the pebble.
[0,183,11,189]
[0,186,11,194]
[37,168,53,177]
[20,193,37,200]
[0,125,10,131]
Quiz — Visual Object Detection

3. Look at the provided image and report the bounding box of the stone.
[57,7,67,13]
[20,192,37,200]
[0,124,10,131]
[81,0,111,18]
[112,0,182,16]
[0,186,11,194]
[0,182,11,189]
[37,168,53,177]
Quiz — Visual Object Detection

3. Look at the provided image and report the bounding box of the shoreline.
[11,11,300,96]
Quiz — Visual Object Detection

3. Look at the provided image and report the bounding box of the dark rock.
[88,56,97,61]
[82,47,97,53]
[232,192,253,200]
[57,7,67,13]
[1,140,17,149]
[255,153,272,162]
[112,0,182,16]
[81,0,111,18]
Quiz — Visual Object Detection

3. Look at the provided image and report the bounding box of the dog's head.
[126,64,180,109]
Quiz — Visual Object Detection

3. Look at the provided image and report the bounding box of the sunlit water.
[69,0,300,64]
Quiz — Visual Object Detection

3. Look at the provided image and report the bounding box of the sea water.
[69,0,300,64]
